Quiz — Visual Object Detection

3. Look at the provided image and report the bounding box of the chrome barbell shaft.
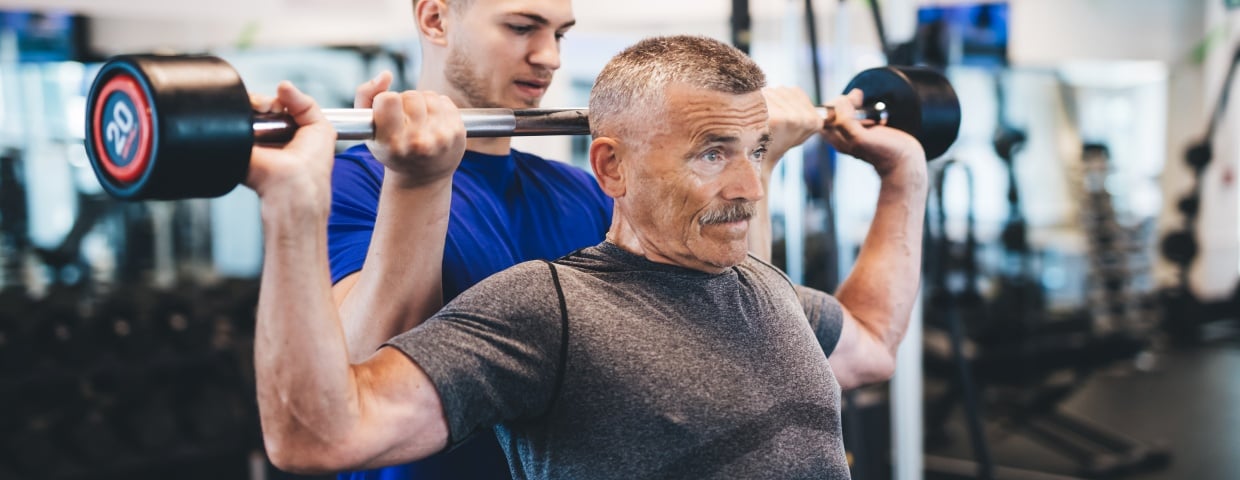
[252,103,887,143]
[253,108,591,143]
[816,102,890,127]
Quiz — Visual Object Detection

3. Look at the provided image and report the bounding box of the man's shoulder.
[329,144,385,211]
[739,255,794,285]
[443,260,564,318]
[467,260,560,296]
[510,148,564,166]
[512,150,598,185]
[331,144,383,188]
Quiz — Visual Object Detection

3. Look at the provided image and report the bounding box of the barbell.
[85,55,960,200]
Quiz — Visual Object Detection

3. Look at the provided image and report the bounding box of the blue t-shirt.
[327,144,612,480]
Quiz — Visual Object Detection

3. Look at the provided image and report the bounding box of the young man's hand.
[354,73,467,189]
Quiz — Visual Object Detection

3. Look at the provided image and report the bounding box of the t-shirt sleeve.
[794,284,844,357]
[327,148,383,284]
[384,262,564,445]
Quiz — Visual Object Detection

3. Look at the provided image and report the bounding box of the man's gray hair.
[588,35,767,139]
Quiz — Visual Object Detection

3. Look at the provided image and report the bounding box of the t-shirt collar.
[595,241,735,279]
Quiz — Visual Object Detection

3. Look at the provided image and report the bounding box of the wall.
[4,0,416,53]
[9,0,876,55]
[1006,0,1235,295]
[1198,0,1240,298]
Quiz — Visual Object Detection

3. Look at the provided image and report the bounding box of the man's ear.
[590,137,626,198]
[415,0,450,47]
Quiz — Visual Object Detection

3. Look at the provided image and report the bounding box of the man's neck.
[604,217,730,275]
[467,137,512,156]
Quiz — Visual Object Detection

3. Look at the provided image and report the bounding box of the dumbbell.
[85,55,960,200]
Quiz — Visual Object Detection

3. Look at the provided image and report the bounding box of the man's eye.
[702,151,723,162]
[508,24,535,34]
[751,148,767,161]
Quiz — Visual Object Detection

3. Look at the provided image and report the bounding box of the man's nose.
[720,158,764,203]
[528,31,562,71]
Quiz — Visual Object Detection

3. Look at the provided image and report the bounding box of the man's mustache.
[699,201,756,225]
[527,69,554,82]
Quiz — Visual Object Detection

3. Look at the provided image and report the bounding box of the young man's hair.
[445,0,474,15]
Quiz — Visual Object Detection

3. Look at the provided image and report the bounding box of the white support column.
[779,0,808,284]
[883,0,925,474]
[782,150,806,284]
[882,0,920,46]
[891,291,924,480]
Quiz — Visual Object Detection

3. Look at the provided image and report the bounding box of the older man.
[329,2,820,476]
[248,35,926,479]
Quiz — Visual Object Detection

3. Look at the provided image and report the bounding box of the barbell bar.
[250,104,887,143]
[85,55,960,200]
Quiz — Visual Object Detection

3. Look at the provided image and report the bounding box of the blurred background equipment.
[0,7,415,479]
[1159,42,1240,345]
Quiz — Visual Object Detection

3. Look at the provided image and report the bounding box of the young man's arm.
[330,68,462,363]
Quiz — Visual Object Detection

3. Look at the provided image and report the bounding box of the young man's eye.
[751,148,767,162]
[702,150,723,163]
[507,24,535,34]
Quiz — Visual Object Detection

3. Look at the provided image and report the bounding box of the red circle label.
[91,73,153,185]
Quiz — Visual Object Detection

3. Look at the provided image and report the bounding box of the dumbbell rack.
[1072,144,1159,335]
[0,280,261,480]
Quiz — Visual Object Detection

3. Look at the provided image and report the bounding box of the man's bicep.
[346,346,451,469]
[827,304,896,390]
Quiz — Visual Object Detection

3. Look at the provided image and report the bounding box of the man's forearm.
[255,193,361,464]
[336,174,453,363]
[834,162,927,352]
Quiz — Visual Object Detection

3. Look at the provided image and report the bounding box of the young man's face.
[444,0,575,108]
[620,84,771,272]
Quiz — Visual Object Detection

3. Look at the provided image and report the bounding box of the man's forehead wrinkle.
[679,111,771,147]
[673,102,768,125]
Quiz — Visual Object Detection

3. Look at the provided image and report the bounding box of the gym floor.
[925,323,1240,480]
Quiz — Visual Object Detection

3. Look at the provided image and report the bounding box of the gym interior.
[1,0,1238,479]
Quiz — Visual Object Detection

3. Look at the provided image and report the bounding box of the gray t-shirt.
[387,242,849,479]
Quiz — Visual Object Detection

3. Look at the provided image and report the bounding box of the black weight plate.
[85,55,253,200]
[899,67,961,160]
[85,59,160,198]
[844,66,961,160]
